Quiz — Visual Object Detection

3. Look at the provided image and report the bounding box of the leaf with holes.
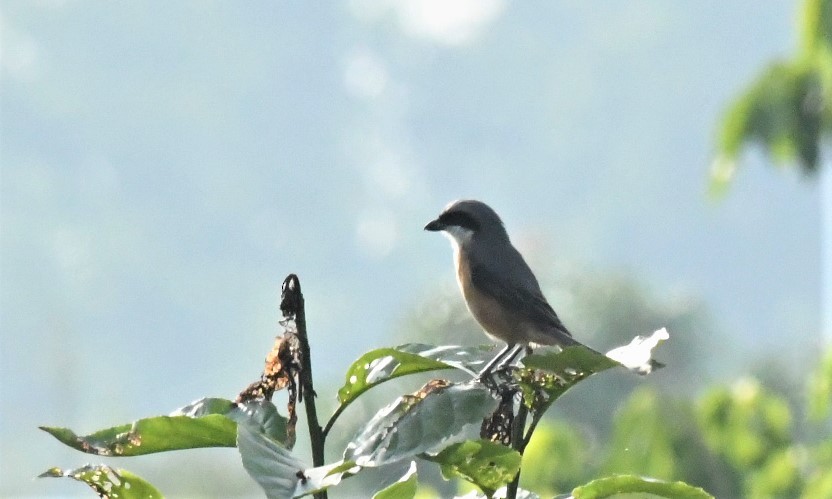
[516,344,620,414]
[39,465,162,498]
[336,344,497,404]
[41,397,289,456]
[337,348,448,406]
[396,343,497,375]
[344,380,498,467]
[427,439,521,497]
[518,330,666,415]
[328,344,496,436]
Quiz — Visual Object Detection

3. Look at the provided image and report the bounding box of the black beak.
[424,219,444,231]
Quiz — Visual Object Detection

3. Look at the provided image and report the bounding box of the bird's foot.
[474,365,519,395]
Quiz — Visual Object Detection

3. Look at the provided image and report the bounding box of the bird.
[424,199,580,378]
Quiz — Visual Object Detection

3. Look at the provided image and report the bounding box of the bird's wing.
[468,257,578,345]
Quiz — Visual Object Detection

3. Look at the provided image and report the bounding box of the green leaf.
[39,464,163,498]
[517,344,619,411]
[40,415,236,456]
[396,343,497,374]
[572,475,714,499]
[237,423,357,498]
[800,0,832,57]
[237,423,304,499]
[453,487,539,498]
[372,461,418,499]
[509,343,626,423]
[228,398,291,447]
[344,381,498,467]
[172,397,236,416]
[337,345,467,405]
[427,439,520,497]
[522,345,619,376]
[327,344,493,436]
[298,462,359,497]
[519,327,667,407]
[41,397,290,456]
[712,58,827,190]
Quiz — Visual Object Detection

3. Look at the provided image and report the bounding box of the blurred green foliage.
[520,420,591,494]
[809,349,832,420]
[519,355,832,499]
[711,0,832,193]
[698,380,791,470]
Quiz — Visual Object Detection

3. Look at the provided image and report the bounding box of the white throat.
[441,225,474,247]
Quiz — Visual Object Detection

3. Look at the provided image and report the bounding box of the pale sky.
[1,1,821,496]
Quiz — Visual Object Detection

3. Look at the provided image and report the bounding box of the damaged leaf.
[517,345,620,415]
[237,423,304,499]
[297,460,359,497]
[396,343,498,375]
[337,348,451,406]
[480,390,515,446]
[39,465,162,498]
[426,439,521,498]
[344,380,498,467]
[41,397,291,456]
[237,423,357,498]
[372,461,418,499]
[328,344,496,435]
[337,344,496,405]
[237,333,302,404]
[40,415,236,456]
[517,329,667,415]
[522,345,620,378]
[229,398,293,448]
[604,327,669,375]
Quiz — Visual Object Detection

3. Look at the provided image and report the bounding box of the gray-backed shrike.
[425,199,580,377]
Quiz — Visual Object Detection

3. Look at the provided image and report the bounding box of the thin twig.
[322,403,346,439]
[520,409,545,452]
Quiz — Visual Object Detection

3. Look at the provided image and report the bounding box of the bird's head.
[424,199,509,245]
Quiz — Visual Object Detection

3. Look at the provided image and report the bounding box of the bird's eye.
[440,211,480,231]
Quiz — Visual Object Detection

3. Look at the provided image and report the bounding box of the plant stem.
[506,399,529,499]
[520,409,545,452]
[322,403,345,438]
[282,274,327,499]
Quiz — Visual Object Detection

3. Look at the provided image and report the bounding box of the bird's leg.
[494,344,525,372]
[490,345,526,387]
[475,343,515,380]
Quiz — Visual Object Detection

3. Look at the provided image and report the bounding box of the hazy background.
[1,1,825,497]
